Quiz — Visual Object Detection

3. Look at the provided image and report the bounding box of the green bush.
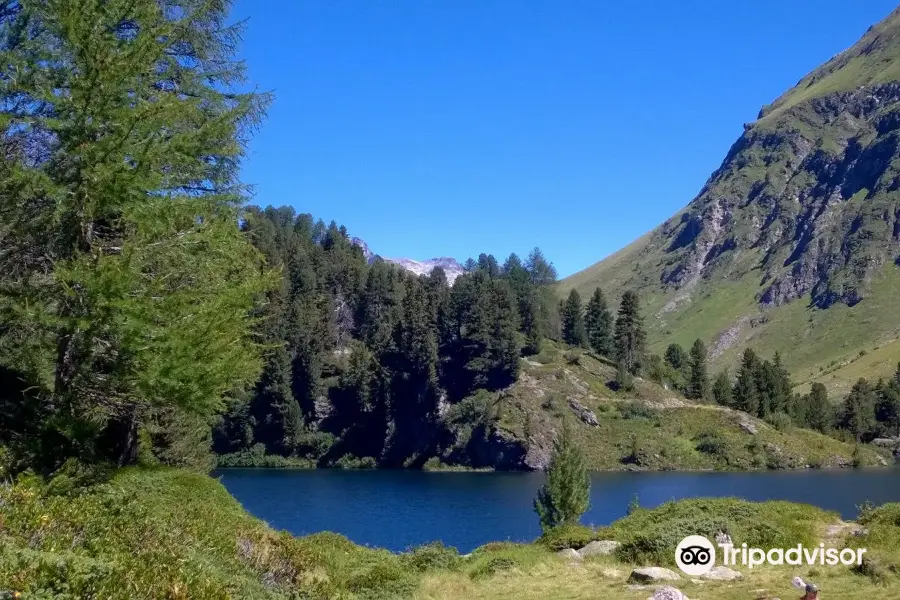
[765,411,793,432]
[619,401,660,422]
[469,556,518,579]
[401,542,461,572]
[536,523,602,551]
[333,454,377,469]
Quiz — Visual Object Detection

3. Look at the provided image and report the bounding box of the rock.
[556,548,582,561]
[872,437,899,447]
[700,566,743,581]
[714,531,733,546]
[647,585,690,600]
[628,567,680,583]
[738,416,758,435]
[578,540,620,556]
[567,398,599,427]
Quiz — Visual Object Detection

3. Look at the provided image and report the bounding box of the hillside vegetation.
[435,342,886,471]
[560,7,900,394]
[3,468,899,600]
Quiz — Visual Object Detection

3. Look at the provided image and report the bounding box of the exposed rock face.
[349,238,465,284]
[660,82,900,310]
[556,548,583,562]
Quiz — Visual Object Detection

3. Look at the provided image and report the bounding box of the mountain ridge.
[560,6,900,395]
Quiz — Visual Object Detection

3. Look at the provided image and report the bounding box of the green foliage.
[401,542,462,573]
[560,289,586,347]
[686,339,710,401]
[614,291,646,374]
[712,371,734,407]
[839,378,878,442]
[584,287,614,357]
[534,422,590,531]
[0,0,273,471]
[610,498,832,566]
[616,361,634,392]
[536,523,602,551]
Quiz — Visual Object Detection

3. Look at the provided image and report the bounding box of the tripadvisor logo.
[675,535,716,576]
[675,535,868,575]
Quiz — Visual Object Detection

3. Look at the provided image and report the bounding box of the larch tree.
[0,0,272,467]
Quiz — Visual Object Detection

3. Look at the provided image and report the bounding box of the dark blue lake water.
[216,468,900,553]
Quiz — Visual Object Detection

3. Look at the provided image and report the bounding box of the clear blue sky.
[232,0,898,278]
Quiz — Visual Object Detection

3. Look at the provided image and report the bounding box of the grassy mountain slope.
[560,7,900,395]
[3,467,900,599]
[441,342,884,471]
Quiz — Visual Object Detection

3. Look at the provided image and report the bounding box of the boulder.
[647,586,690,600]
[556,548,582,561]
[700,566,742,581]
[578,540,620,557]
[738,416,758,435]
[628,567,681,583]
[567,398,599,427]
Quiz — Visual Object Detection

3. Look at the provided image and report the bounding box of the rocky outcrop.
[567,398,599,427]
[647,587,690,600]
[700,566,742,581]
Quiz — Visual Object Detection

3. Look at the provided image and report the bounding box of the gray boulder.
[647,586,690,600]
[700,566,742,581]
[578,540,620,556]
[568,398,599,427]
[556,548,582,561]
[628,567,681,583]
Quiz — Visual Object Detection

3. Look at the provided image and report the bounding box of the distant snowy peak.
[385,257,464,285]
[349,238,464,284]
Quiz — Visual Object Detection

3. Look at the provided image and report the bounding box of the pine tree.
[712,371,733,407]
[560,289,586,347]
[584,288,614,356]
[840,379,877,442]
[686,339,710,401]
[805,382,831,433]
[733,349,761,416]
[0,0,272,467]
[533,421,590,531]
[614,291,646,374]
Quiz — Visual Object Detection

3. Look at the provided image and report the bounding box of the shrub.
[469,556,518,579]
[619,401,660,422]
[765,411,793,432]
[695,431,728,456]
[401,542,461,572]
[536,523,601,551]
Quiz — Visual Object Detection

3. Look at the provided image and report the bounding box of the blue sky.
[232,0,898,278]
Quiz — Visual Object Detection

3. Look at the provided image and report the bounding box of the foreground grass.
[2,467,898,599]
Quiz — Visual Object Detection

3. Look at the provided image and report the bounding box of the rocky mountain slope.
[561,7,900,396]
[351,238,465,283]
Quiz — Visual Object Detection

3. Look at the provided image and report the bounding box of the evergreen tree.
[614,291,646,374]
[839,379,877,442]
[875,378,900,437]
[560,289,586,347]
[664,344,688,372]
[525,247,558,285]
[584,288,614,356]
[805,383,831,433]
[533,421,590,531]
[0,0,271,467]
[686,339,710,401]
[712,371,734,407]
[733,349,761,416]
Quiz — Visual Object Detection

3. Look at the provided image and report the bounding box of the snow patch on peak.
[385,257,464,284]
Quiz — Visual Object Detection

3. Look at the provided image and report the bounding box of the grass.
[4,468,899,599]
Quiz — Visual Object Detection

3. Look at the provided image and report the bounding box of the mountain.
[350,238,465,284]
[561,7,900,396]
[384,256,465,284]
